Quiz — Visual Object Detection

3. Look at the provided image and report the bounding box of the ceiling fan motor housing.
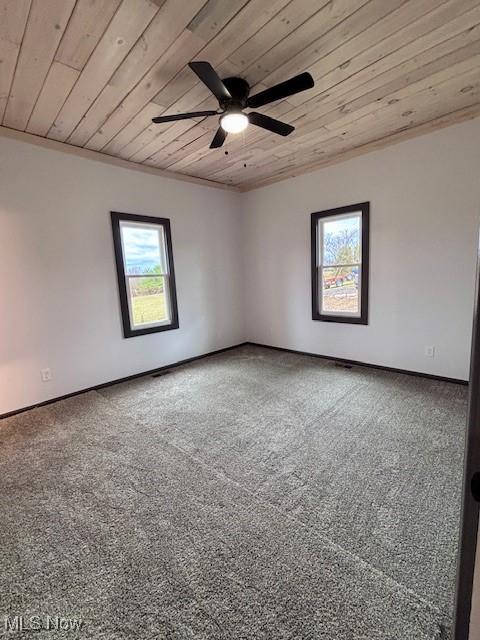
[221,77,250,111]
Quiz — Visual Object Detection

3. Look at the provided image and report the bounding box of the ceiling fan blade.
[248,112,294,136]
[189,61,232,102]
[247,72,314,109]
[152,110,217,124]
[210,127,227,149]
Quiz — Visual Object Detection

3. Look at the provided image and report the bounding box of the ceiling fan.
[151,61,314,149]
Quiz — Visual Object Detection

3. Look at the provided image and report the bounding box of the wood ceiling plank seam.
[237,96,458,181]
[175,144,258,176]
[55,0,123,71]
[82,28,207,151]
[213,139,337,182]
[66,0,183,146]
[155,138,217,169]
[105,0,340,164]
[326,61,480,138]
[343,95,480,152]
[149,60,240,121]
[185,0,251,43]
[82,0,250,151]
[0,39,20,122]
[240,104,480,189]
[196,120,337,178]
[142,118,221,167]
[137,0,293,139]
[156,127,227,169]
[207,127,339,180]
[23,0,82,135]
[342,101,477,153]
[145,129,214,168]
[3,0,76,131]
[0,0,32,44]
[47,0,160,143]
[194,6,480,163]
[264,0,422,106]
[237,0,400,94]
[114,121,178,159]
[242,84,480,184]
[294,39,480,141]
[102,65,226,155]
[315,23,480,118]
[289,90,478,172]
[269,10,480,139]
[175,102,294,173]
[153,128,223,169]
[116,61,250,159]
[173,120,300,175]
[104,63,235,156]
[319,100,480,172]
[228,0,333,70]
[287,0,456,108]
[127,118,208,163]
[325,51,480,134]
[90,0,290,155]
[122,88,218,162]
[0,0,32,123]
[150,66,199,108]
[26,62,80,136]
[90,0,328,156]
[348,84,480,147]
[102,101,168,158]
[234,0,372,89]
[105,73,215,157]
[257,38,480,152]
[81,0,251,150]
[67,0,210,147]
[224,82,478,182]
[287,0,480,107]
[203,0,410,158]
[335,79,480,151]
[120,82,270,164]
[29,0,126,138]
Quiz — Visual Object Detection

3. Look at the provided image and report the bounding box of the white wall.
[0,136,244,415]
[242,118,480,381]
[2,118,480,414]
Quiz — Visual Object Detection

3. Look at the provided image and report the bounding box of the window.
[311,202,369,324]
[111,211,179,338]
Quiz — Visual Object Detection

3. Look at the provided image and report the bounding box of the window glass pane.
[321,266,359,315]
[322,214,361,266]
[120,223,167,275]
[128,275,169,327]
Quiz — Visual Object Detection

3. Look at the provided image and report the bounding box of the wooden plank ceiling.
[1,0,480,190]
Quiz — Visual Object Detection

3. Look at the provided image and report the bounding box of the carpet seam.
[93,389,447,621]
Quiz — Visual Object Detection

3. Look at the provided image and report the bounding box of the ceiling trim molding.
[2,105,480,195]
[0,126,239,193]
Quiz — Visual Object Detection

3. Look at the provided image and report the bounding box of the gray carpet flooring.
[0,345,467,639]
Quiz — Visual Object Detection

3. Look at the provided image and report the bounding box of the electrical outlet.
[40,368,52,382]
[424,345,435,358]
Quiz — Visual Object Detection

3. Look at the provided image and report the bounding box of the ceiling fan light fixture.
[152,62,315,149]
[220,111,248,134]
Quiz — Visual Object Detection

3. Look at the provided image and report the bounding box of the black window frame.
[111,211,179,338]
[311,202,370,325]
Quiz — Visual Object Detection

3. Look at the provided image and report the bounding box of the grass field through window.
[131,293,167,327]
